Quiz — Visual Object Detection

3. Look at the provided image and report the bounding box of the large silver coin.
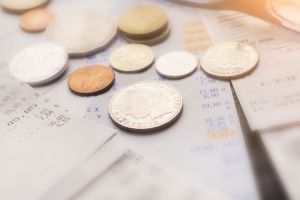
[156,51,198,79]
[9,43,68,85]
[46,11,117,57]
[109,81,183,132]
[200,41,259,79]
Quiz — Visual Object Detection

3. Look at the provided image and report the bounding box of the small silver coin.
[9,43,68,85]
[156,51,198,79]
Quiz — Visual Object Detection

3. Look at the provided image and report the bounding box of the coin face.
[109,81,183,132]
[47,11,117,56]
[200,41,259,79]
[156,51,198,79]
[109,44,155,72]
[118,5,168,38]
[20,9,54,32]
[122,25,171,46]
[9,43,68,85]
[68,65,114,95]
[0,0,48,11]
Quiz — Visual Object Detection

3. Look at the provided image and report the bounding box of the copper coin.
[20,9,54,33]
[68,65,115,95]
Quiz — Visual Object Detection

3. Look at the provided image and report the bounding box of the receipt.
[201,9,300,199]
[0,74,117,200]
[202,10,300,131]
[43,136,227,200]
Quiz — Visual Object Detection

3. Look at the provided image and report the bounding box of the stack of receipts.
[202,9,300,200]
[0,71,226,200]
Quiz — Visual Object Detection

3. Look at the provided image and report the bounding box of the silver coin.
[46,11,117,57]
[109,81,183,132]
[109,44,155,73]
[9,43,68,85]
[200,41,259,79]
[156,51,198,79]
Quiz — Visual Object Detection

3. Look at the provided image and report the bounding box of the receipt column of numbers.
[0,76,70,152]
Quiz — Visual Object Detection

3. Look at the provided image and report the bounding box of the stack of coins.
[118,5,170,45]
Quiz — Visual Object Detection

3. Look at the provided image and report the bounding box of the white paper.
[0,75,117,200]
[43,136,228,200]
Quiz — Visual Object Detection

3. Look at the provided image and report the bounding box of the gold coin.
[0,0,48,12]
[68,65,115,95]
[20,9,54,33]
[122,25,171,46]
[118,5,168,38]
[109,44,155,73]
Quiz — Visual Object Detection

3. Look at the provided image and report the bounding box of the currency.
[0,0,48,12]
[122,25,171,45]
[200,41,259,79]
[109,44,155,72]
[47,11,117,56]
[9,43,68,85]
[118,5,169,45]
[68,65,115,95]
[20,9,54,33]
[109,81,183,132]
[156,51,198,79]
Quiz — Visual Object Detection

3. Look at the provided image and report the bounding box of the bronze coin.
[20,9,54,33]
[68,65,115,95]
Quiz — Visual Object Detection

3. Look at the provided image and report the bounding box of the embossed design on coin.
[109,44,155,72]
[156,51,198,79]
[68,65,114,95]
[47,11,117,56]
[200,41,259,79]
[9,43,68,85]
[109,81,183,132]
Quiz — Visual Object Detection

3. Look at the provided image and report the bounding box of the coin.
[0,0,48,12]
[156,51,198,79]
[9,43,68,85]
[122,25,171,46]
[68,65,114,95]
[109,81,183,132]
[20,9,54,33]
[109,44,155,73]
[200,41,259,79]
[47,11,117,57]
[118,5,168,38]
